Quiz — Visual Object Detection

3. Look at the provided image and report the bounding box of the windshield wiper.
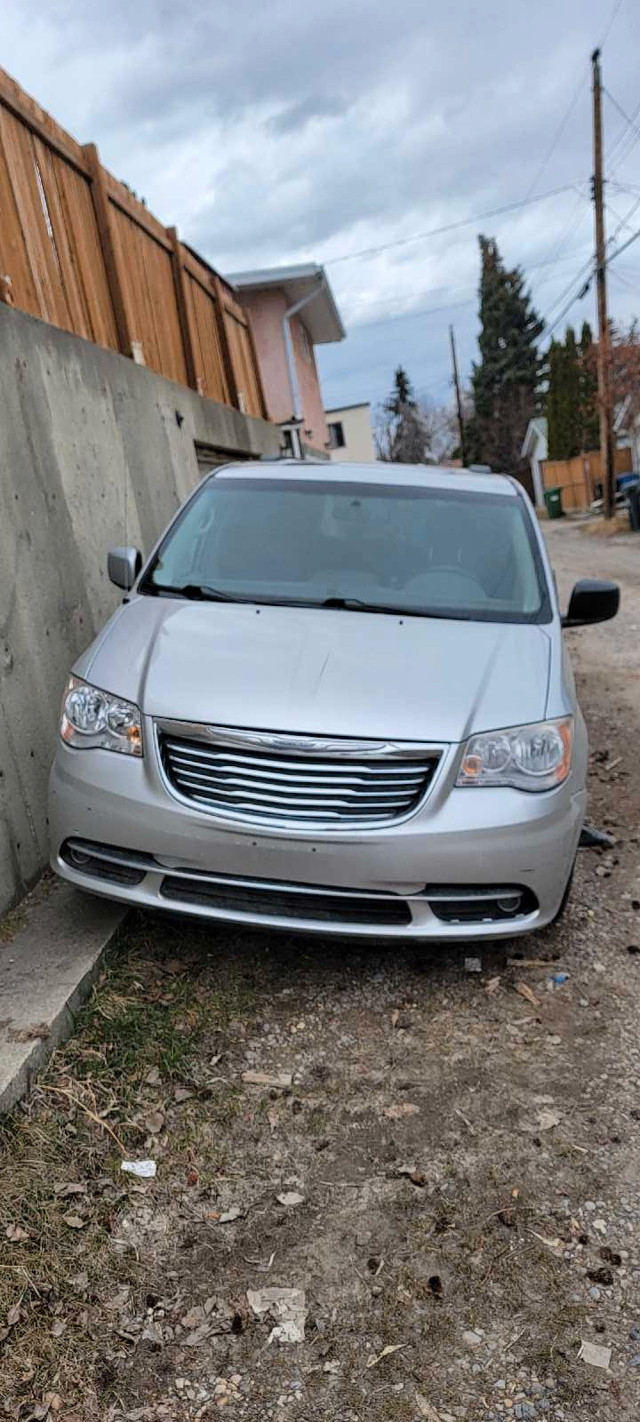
[320,596,467,619]
[146,582,246,603]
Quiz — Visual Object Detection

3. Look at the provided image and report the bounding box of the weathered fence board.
[0,66,266,421]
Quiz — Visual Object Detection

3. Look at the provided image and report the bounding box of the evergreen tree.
[546,325,581,458]
[470,236,544,471]
[385,366,415,415]
[377,366,430,462]
[579,321,600,451]
[546,323,600,457]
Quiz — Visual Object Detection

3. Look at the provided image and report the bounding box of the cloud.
[1,0,639,411]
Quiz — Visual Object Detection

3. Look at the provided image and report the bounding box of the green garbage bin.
[544,486,564,519]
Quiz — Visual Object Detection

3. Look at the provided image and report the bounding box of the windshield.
[143,477,550,624]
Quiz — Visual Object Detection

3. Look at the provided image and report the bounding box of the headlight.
[456,717,573,792]
[60,676,143,756]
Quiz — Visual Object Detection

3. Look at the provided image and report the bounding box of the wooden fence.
[541,448,632,511]
[0,67,267,419]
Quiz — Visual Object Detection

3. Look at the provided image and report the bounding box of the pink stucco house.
[227,263,345,458]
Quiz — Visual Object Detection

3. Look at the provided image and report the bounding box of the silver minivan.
[49,462,619,940]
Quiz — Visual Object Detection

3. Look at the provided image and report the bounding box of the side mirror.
[108,546,142,591]
[562,578,619,628]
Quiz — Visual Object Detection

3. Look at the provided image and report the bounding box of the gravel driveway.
[1,519,639,1422]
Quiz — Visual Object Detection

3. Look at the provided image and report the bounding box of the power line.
[525,0,627,203]
[607,222,640,264]
[529,190,591,297]
[323,184,577,267]
[610,266,637,293]
[606,194,640,242]
[349,241,594,329]
[523,81,587,201]
[604,91,640,174]
[604,88,640,153]
[599,0,626,47]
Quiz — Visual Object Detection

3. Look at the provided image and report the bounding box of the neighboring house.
[521,417,548,508]
[227,263,345,459]
[325,402,376,463]
[524,408,637,513]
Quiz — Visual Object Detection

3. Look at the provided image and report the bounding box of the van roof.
[213,460,516,498]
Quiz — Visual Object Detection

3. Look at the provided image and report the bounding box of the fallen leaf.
[181,1306,205,1329]
[51,1320,65,1337]
[5,1223,29,1242]
[145,1066,161,1086]
[174,1087,193,1103]
[514,981,541,1008]
[242,1070,293,1088]
[62,1214,86,1230]
[484,976,501,996]
[579,1338,612,1369]
[276,1192,305,1207]
[247,1286,307,1343]
[7,1302,21,1327]
[383,1103,419,1120]
[415,1395,441,1421]
[218,1207,242,1224]
[184,1323,212,1347]
[53,1182,87,1198]
[144,1111,165,1135]
[7,1021,50,1042]
[121,1159,157,1179]
[267,1110,279,1134]
[186,1168,199,1187]
[366,1342,407,1368]
[390,1009,400,1028]
[160,958,188,975]
[536,1108,562,1131]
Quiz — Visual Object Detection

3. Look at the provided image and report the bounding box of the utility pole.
[591,48,615,518]
[449,324,468,467]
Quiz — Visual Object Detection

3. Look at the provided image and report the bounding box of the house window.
[298,324,312,363]
[328,421,345,450]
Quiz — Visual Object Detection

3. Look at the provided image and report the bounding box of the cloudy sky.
[3,0,640,414]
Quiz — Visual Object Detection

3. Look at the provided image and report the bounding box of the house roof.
[226,263,345,345]
[521,416,548,459]
[325,401,371,414]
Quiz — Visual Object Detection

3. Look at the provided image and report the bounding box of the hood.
[80,597,552,744]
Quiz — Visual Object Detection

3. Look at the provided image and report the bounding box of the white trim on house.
[521,417,548,508]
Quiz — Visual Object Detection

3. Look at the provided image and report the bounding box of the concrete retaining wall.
[0,304,280,914]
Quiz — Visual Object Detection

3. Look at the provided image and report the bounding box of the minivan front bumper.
[49,734,585,940]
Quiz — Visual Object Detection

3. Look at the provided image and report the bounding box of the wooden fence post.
[246,313,268,420]
[82,142,132,357]
[167,227,199,392]
[213,276,239,409]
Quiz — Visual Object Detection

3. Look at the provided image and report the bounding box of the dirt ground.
[1,520,640,1422]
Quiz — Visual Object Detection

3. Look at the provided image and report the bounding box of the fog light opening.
[68,846,92,868]
[496,893,522,915]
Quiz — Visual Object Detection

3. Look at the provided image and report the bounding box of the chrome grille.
[157,724,439,826]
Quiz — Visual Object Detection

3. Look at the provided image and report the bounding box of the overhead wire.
[604,91,640,174]
[323,184,576,267]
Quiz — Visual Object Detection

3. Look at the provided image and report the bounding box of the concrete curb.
[0,880,125,1114]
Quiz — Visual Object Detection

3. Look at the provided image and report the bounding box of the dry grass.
[0,913,258,1420]
[581,512,631,538]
